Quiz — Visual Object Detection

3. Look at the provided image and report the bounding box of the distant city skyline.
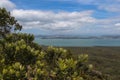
[0,0,120,35]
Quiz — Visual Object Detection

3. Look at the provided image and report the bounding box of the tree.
[0,8,22,38]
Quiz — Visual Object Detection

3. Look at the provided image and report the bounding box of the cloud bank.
[11,9,120,35]
[0,0,120,35]
[11,9,95,30]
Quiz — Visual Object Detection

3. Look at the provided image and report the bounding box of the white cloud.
[115,23,120,26]
[0,0,16,10]
[11,9,96,31]
[11,9,120,35]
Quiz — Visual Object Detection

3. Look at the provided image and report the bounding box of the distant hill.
[35,35,120,39]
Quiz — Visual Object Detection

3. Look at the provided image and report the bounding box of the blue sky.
[11,0,97,11]
[0,0,120,35]
[10,0,117,18]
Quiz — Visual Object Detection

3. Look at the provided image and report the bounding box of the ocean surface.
[34,38,120,47]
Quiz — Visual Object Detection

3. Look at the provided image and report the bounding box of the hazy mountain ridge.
[35,35,120,39]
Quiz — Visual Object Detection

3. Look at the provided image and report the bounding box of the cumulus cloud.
[11,9,96,31]
[0,0,16,10]
[11,9,120,35]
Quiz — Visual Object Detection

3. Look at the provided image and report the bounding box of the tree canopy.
[0,8,22,38]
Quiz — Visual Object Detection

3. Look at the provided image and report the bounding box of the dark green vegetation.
[0,8,110,80]
[63,47,120,80]
[0,8,22,38]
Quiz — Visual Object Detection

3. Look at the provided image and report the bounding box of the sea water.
[34,38,120,47]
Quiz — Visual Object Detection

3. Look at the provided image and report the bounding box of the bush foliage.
[0,33,110,80]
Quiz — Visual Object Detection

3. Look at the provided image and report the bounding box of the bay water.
[35,37,120,47]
